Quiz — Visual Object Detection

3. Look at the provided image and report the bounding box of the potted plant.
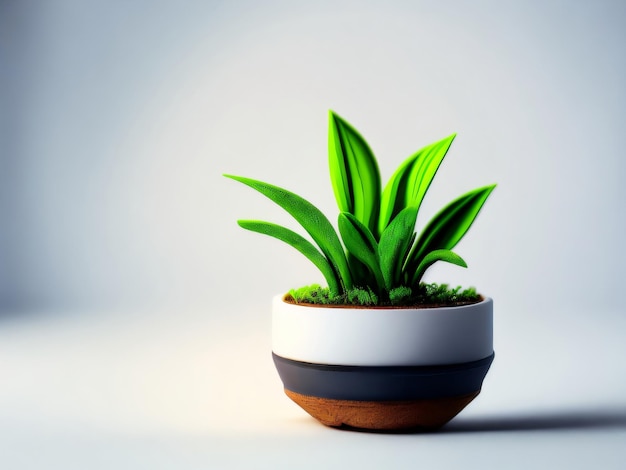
[224,111,496,431]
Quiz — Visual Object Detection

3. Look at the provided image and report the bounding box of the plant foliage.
[224,111,496,305]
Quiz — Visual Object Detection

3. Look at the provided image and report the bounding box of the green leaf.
[378,206,418,291]
[328,111,381,236]
[237,220,342,295]
[406,184,497,276]
[345,253,371,287]
[224,174,353,292]
[378,134,456,237]
[411,249,467,286]
[338,212,385,293]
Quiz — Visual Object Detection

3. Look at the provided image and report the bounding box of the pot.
[272,294,494,431]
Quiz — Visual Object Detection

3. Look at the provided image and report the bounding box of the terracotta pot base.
[285,389,480,431]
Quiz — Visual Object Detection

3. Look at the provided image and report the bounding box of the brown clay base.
[285,389,480,431]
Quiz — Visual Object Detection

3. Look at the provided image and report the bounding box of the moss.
[287,283,481,307]
[414,283,479,305]
[347,287,379,306]
[389,286,412,305]
[288,284,336,304]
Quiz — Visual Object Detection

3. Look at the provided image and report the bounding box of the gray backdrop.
[3,1,624,318]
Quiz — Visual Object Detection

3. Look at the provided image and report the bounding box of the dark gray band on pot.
[273,352,495,401]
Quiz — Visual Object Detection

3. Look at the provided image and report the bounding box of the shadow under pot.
[272,295,494,431]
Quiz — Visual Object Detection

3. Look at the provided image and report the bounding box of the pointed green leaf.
[237,220,341,294]
[378,134,456,236]
[378,206,418,290]
[338,212,385,293]
[407,184,497,274]
[345,254,375,290]
[224,174,353,292]
[329,111,381,236]
[411,249,467,286]
[400,231,417,284]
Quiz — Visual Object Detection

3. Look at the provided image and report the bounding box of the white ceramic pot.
[272,295,493,366]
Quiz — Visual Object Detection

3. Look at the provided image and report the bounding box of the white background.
[1,1,625,468]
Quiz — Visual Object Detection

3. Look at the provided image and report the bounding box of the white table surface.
[1,304,624,470]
